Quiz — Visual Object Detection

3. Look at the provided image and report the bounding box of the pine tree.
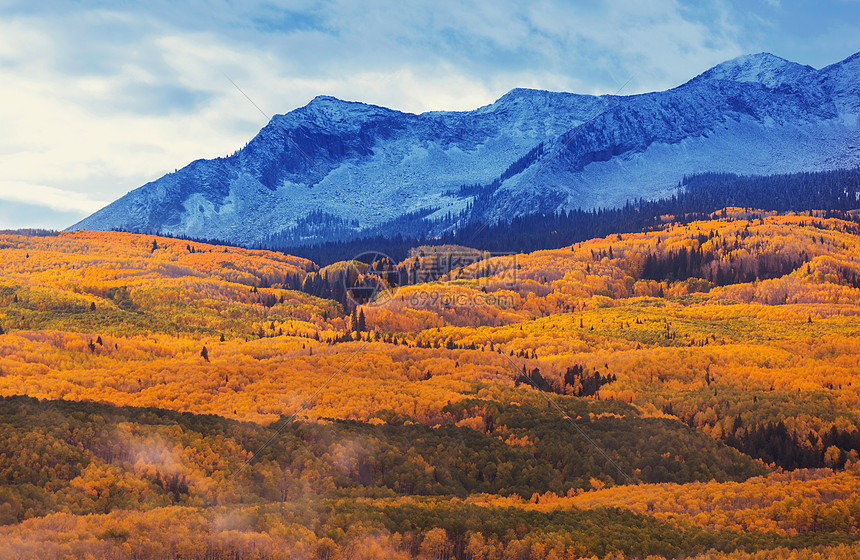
[350,308,358,332]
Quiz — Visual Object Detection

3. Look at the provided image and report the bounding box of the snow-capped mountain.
[69,52,860,246]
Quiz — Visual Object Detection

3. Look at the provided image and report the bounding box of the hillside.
[68,52,860,246]
[3,213,860,558]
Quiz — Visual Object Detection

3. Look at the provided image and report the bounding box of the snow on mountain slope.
[69,52,860,246]
[695,52,816,88]
[819,52,860,116]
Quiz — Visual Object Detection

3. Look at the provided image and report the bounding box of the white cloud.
[0,181,105,214]
[0,18,263,225]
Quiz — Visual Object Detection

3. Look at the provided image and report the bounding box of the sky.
[1,0,858,230]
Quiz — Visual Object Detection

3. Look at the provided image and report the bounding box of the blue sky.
[1,0,858,230]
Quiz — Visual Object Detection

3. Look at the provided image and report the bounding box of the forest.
[275,167,860,265]
[2,208,860,559]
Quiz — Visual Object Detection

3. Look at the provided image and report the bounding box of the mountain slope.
[69,52,860,245]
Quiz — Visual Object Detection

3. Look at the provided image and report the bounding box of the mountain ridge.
[694,52,816,87]
[69,51,860,246]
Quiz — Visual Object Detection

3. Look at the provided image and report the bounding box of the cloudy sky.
[1,0,858,230]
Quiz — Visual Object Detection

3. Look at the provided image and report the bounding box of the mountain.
[69,52,860,246]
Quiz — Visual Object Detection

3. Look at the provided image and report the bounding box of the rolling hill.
[5,210,860,558]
